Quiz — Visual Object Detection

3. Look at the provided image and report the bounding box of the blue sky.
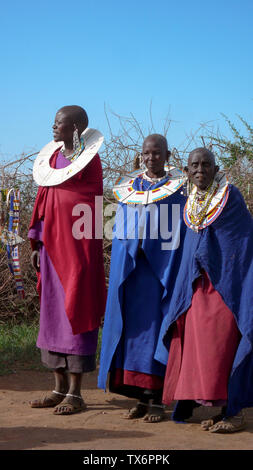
[0,0,253,160]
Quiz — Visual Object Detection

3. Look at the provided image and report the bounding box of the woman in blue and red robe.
[160,147,253,433]
[98,134,187,422]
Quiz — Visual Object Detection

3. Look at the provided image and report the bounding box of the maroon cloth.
[162,271,241,405]
[111,368,164,390]
[29,218,99,354]
[29,150,106,335]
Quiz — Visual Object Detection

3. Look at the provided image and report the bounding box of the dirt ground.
[0,369,252,451]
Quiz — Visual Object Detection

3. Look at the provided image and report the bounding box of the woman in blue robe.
[159,147,253,433]
[98,134,186,422]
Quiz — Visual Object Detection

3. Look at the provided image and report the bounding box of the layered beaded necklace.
[61,137,85,162]
[188,178,219,228]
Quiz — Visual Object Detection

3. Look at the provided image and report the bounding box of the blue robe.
[156,184,253,417]
[98,175,187,391]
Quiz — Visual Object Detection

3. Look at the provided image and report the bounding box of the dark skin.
[30,106,89,413]
[142,134,171,179]
[138,134,170,252]
[184,148,219,191]
[52,111,76,156]
[52,106,88,157]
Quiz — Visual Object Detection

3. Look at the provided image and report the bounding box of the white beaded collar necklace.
[113,165,185,205]
[33,128,104,187]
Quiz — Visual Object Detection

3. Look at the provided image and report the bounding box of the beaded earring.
[133,153,141,170]
[139,154,145,170]
[186,178,193,196]
[73,127,80,152]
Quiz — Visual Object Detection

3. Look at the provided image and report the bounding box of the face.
[142,137,168,177]
[52,111,74,143]
[187,150,218,190]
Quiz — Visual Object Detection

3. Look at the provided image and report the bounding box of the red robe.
[162,271,241,405]
[29,151,106,335]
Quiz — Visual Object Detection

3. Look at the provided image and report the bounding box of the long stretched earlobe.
[187,179,192,196]
[133,153,141,170]
[73,126,80,151]
[184,170,192,196]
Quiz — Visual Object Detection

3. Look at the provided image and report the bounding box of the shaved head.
[57,105,88,133]
[188,147,216,165]
[143,134,169,152]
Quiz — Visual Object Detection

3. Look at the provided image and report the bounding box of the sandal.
[53,393,87,415]
[30,390,66,408]
[209,413,245,433]
[143,404,166,423]
[123,402,148,419]
[201,413,224,431]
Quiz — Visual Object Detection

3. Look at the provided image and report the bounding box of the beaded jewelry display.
[113,165,186,205]
[184,173,229,232]
[0,189,25,298]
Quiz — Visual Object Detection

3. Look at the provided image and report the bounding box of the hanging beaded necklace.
[140,170,168,190]
[61,137,85,162]
[188,178,219,228]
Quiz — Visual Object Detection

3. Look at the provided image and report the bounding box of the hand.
[31,250,40,272]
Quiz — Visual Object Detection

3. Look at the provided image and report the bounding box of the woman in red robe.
[29,106,106,415]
